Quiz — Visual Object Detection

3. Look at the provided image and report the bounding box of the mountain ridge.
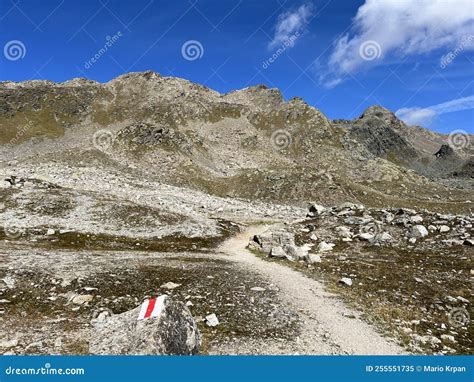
[1,71,472,214]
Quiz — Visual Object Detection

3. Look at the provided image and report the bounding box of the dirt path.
[215,225,405,355]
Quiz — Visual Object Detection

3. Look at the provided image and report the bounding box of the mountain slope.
[1,71,472,214]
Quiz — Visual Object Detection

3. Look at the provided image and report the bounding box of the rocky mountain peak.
[224,84,283,108]
[359,105,405,129]
[109,70,162,83]
[340,105,418,159]
[0,79,57,89]
[61,78,100,87]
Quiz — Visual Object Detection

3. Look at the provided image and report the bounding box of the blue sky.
[1,0,473,134]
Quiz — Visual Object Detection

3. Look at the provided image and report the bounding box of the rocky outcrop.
[347,106,419,159]
[409,225,429,239]
[249,229,295,254]
[253,202,473,269]
[249,229,311,262]
[89,297,201,355]
[307,203,326,218]
[434,144,455,159]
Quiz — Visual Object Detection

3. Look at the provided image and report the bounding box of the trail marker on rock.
[138,295,167,320]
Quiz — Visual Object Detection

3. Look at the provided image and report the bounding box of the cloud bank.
[322,0,474,86]
[395,95,474,126]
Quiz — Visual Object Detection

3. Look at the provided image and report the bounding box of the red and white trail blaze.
[137,295,167,320]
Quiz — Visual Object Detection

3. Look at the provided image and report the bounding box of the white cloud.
[268,4,313,50]
[395,107,438,126]
[396,95,474,126]
[322,0,474,86]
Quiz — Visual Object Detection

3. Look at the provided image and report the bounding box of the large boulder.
[269,246,286,258]
[307,203,326,218]
[250,229,295,254]
[358,233,375,241]
[269,244,308,261]
[307,253,322,264]
[335,226,352,238]
[89,296,201,355]
[434,144,455,159]
[337,202,363,211]
[282,244,308,261]
[409,225,429,239]
[372,232,394,245]
[317,241,335,252]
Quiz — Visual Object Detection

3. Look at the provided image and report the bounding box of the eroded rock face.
[89,297,201,355]
[346,106,419,159]
[434,144,455,159]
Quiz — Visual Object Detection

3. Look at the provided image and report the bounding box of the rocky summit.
[0,71,472,356]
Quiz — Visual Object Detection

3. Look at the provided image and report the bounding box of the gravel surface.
[212,225,404,355]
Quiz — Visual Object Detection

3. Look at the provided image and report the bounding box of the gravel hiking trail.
[216,225,405,355]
